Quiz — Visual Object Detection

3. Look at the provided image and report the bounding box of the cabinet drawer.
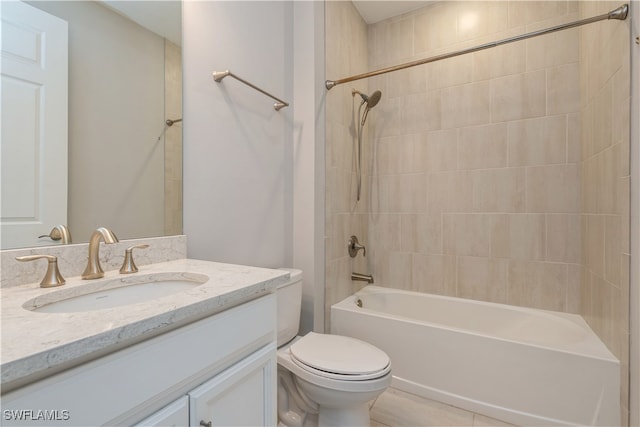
[2,294,276,426]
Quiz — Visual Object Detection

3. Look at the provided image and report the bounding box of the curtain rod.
[325,3,629,90]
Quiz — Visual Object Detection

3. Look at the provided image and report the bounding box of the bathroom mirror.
[0,1,182,249]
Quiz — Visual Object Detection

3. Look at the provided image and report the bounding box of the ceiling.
[352,1,434,24]
[97,1,431,45]
[99,1,181,46]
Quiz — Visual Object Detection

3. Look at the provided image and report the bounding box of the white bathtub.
[331,286,620,426]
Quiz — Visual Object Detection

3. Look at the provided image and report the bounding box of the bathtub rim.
[332,285,618,363]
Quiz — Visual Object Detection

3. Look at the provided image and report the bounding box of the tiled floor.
[369,388,517,427]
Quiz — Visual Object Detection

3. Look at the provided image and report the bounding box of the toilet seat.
[289,333,391,381]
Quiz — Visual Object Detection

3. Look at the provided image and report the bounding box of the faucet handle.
[119,244,149,274]
[16,255,66,288]
[348,235,366,258]
[38,225,72,244]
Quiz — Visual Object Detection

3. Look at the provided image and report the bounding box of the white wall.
[183,1,326,333]
[183,1,294,269]
[292,1,326,333]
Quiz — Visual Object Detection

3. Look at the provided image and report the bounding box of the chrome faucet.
[351,272,374,284]
[82,227,119,279]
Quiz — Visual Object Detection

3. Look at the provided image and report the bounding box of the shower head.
[366,90,382,109]
[352,89,383,109]
[352,89,383,126]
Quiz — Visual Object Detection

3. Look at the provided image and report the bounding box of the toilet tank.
[276,268,302,346]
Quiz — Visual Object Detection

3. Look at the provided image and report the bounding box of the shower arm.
[325,3,629,90]
[165,118,182,126]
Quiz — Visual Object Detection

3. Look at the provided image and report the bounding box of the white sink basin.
[24,272,209,313]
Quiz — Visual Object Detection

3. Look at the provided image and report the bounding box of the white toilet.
[276,269,391,427]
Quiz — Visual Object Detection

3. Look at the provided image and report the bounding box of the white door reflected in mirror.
[1,1,68,249]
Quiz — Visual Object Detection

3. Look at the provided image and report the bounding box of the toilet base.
[277,335,391,427]
[317,403,370,427]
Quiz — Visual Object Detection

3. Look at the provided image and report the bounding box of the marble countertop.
[1,259,289,392]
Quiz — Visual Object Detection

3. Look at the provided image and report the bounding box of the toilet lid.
[289,332,390,377]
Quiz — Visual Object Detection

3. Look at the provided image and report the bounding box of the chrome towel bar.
[213,69,289,111]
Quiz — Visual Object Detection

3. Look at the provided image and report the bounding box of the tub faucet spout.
[82,227,119,279]
[351,272,374,284]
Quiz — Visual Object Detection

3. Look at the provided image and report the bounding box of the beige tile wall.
[579,2,631,425]
[363,1,583,312]
[325,1,631,421]
[325,1,370,330]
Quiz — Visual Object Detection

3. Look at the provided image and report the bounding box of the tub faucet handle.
[348,235,366,257]
[16,255,66,288]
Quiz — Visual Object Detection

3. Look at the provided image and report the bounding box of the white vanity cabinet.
[189,344,275,427]
[1,294,277,427]
[136,344,275,427]
[134,396,189,427]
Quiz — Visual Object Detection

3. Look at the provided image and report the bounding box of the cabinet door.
[133,396,189,427]
[189,344,276,427]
